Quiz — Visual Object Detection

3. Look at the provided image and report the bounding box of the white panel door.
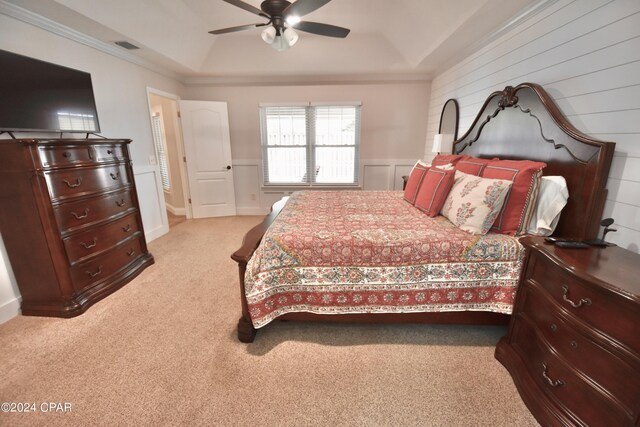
[179,100,236,218]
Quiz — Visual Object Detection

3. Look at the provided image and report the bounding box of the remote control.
[555,241,590,249]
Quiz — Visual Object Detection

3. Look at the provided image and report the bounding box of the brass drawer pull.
[62,151,71,158]
[127,249,136,257]
[63,177,83,188]
[71,208,90,220]
[86,265,102,278]
[562,285,591,308]
[80,238,97,249]
[542,363,564,387]
[107,149,113,155]
[122,224,132,232]
[570,340,578,349]
[550,323,557,332]
[116,199,126,207]
[110,172,120,180]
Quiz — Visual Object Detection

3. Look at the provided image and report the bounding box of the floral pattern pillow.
[441,171,512,235]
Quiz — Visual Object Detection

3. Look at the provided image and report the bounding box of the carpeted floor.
[0,216,538,426]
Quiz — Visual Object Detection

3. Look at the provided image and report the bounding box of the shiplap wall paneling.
[427,0,640,252]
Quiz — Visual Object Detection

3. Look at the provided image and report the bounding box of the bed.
[231,83,615,343]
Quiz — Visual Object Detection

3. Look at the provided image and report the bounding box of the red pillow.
[482,159,546,235]
[404,162,429,204]
[414,167,456,217]
[456,157,492,176]
[432,154,467,167]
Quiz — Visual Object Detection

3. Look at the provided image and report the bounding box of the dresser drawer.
[529,254,640,356]
[520,283,640,416]
[45,164,131,201]
[38,145,94,168]
[63,214,142,265]
[38,144,127,168]
[92,144,127,163]
[511,319,631,426]
[54,189,135,233]
[70,236,144,293]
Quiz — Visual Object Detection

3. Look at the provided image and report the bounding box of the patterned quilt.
[245,191,525,328]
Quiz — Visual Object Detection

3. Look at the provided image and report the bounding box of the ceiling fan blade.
[209,23,267,35]
[294,21,350,38]
[223,0,269,18]
[283,0,332,18]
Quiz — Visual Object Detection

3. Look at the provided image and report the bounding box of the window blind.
[260,104,361,186]
[151,114,171,191]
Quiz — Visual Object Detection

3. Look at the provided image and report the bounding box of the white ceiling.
[5,0,545,83]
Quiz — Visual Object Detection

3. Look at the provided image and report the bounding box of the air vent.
[114,41,139,50]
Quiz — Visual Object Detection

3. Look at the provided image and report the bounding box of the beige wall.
[182,81,430,213]
[183,81,431,162]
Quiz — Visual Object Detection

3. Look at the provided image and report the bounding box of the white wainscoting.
[0,233,21,324]
[133,164,169,242]
[232,158,417,215]
[427,0,640,253]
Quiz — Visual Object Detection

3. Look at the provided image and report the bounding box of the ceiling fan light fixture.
[284,27,299,47]
[261,26,276,44]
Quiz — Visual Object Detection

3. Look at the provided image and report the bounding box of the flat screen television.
[0,49,100,133]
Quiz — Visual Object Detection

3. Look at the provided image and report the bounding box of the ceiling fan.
[209,0,350,51]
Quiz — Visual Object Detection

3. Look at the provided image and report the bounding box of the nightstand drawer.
[45,164,131,201]
[63,213,142,265]
[529,253,640,356]
[520,283,640,416]
[70,236,144,292]
[511,319,630,426]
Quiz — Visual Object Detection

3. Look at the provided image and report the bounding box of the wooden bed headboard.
[452,83,615,241]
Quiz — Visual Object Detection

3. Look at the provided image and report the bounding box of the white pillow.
[411,161,454,171]
[441,171,513,235]
[526,176,569,236]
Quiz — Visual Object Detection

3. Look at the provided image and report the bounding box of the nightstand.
[496,236,640,426]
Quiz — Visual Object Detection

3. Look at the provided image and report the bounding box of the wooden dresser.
[0,138,154,317]
[496,236,640,426]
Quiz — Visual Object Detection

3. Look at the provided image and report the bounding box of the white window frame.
[259,102,361,187]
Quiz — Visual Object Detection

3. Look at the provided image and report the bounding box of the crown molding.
[183,72,431,87]
[0,0,181,82]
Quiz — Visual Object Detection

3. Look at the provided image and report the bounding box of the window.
[151,113,171,191]
[260,103,361,185]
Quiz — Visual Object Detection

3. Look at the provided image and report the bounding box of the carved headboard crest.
[498,86,519,109]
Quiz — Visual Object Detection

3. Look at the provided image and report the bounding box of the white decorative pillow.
[526,176,569,236]
[441,171,513,235]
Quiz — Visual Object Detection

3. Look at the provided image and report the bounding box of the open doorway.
[147,89,190,228]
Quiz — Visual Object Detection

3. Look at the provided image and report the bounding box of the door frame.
[145,87,193,219]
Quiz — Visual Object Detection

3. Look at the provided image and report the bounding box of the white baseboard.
[0,296,21,325]
[236,207,269,216]
[145,226,169,243]
[165,203,187,216]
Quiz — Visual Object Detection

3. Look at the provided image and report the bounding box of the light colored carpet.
[0,216,538,426]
